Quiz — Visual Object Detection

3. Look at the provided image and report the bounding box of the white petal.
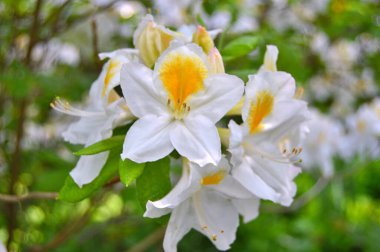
[232,158,281,202]
[260,45,278,72]
[62,114,111,145]
[194,190,239,250]
[163,200,194,252]
[170,116,221,166]
[252,156,300,206]
[121,115,174,163]
[189,74,244,123]
[213,175,252,199]
[145,163,201,218]
[70,152,109,187]
[253,100,309,142]
[232,197,260,223]
[228,120,246,168]
[242,71,296,121]
[120,62,168,118]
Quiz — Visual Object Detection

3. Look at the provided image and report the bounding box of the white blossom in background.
[346,99,380,159]
[300,110,348,177]
[0,241,6,252]
[145,158,260,252]
[51,49,137,186]
[32,39,80,71]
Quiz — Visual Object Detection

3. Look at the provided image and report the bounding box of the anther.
[211,235,217,241]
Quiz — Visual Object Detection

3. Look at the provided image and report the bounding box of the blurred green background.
[1,0,380,251]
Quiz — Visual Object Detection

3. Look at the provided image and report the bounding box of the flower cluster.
[52,15,310,251]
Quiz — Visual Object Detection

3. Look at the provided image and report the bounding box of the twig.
[91,19,101,71]
[6,98,28,249]
[0,192,58,203]
[29,195,105,252]
[41,0,120,43]
[126,227,166,252]
[25,0,44,66]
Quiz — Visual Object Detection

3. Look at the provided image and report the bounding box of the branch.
[126,227,166,252]
[91,19,101,71]
[0,192,58,203]
[25,0,44,66]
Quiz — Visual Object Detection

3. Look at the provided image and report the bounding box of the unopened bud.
[208,47,225,74]
[133,15,183,68]
[192,25,214,54]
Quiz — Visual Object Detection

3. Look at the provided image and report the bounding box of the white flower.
[300,110,347,177]
[120,42,244,166]
[144,158,260,252]
[52,49,136,186]
[346,99,380,158]
[229,70,309,206]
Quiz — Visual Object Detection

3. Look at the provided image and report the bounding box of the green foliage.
[59,149,120,202]
[74,135,125,156]
[222,35,261,61]
[135,157,171,210]
[119,159,145,187]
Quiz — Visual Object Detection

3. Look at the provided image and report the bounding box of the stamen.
[50,97,104,117]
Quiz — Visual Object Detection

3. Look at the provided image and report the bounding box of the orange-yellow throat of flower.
[201,170,226,186]
[248,90,274,134]
[159,52,207,118]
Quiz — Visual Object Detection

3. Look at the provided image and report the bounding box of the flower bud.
[208,47,225,74]
[133,15,183,68]
[192,25,214,54]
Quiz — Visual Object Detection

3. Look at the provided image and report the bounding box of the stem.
[6,98,27,250]
[91,19,101,71]
[126,227,166,252]
[0,192,58,203]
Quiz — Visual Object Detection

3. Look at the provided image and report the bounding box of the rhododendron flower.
[144,158,260,252]
[51,50,136,186]
[120,42,244,166]
[229,70,309,206]
[300,110,347,177]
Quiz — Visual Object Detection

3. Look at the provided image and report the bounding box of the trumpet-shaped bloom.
[229,70,309,206]
[52,49,136,186]
[120,42,244,166]
[144,158,260,252]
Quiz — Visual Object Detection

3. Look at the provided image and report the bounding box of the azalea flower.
[51,49,136,186]
[144,158,260,252]
[300,110,347,177]
[228,65,309,206]
[120,42,244,166]
[346,99,380,158]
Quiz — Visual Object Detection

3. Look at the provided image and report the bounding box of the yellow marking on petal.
[103,59,121,97]
[159,52,207,112]
[247,90,274,134]
[357,120,366,133]
[201,170,226,186]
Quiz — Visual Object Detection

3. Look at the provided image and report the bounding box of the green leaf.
[59,150,120,202]
[136,157,171,210]
[222,36,260,61]
[74,135,125,156]
[119,159,145,187]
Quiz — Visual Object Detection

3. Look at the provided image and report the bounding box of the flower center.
[159,51,207,119]
[201,170,225,186]
[247,90,274,134]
